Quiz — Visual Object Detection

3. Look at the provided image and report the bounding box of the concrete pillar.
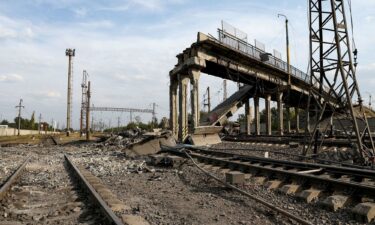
[286,106,291,133]
[178,74,189,142]
[277,93,283,136]
[189,68,201,129]
[265,94,272,135]
[169,75,178,138]
[295,107,300,133]
[254,96,260,135]
[245,99,251,135]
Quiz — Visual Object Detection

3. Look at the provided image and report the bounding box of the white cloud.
[0,15,37,40]
[78,20,114,29]
[73,7,87,17]
[46,91,61,98]
[0,74,24,83]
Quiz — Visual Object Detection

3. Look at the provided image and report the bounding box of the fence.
[217,29,310,83]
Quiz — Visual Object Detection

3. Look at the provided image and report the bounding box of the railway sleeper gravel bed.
[0,153,113,225]
[65,154,150,225]
[0,150,29,185]
[73,148,366,225]
[165,147,375,223]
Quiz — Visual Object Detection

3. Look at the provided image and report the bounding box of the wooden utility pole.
[15,99,24,136]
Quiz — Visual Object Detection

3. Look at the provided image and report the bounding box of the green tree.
[0,119,9,125]
[29,111,36,130]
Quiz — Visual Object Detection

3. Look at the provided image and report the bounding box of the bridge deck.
[171,31,337,110]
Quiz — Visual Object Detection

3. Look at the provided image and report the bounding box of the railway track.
[165,146,375,223]
[0,153,127,225]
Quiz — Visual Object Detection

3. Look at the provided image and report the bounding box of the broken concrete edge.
[125,135,177,156]
[186,133,221,146]
[321,195,350,212]
[352,202,375,223]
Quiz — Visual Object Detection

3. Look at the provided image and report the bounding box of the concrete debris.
[98,130,176,156]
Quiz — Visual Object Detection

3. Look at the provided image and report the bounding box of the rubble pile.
[96,129,176,156]
[75,156,150,177]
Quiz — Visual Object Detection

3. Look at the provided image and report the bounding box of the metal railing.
[218,29,311,84]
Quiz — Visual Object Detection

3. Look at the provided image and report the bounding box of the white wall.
[0,127,59,136]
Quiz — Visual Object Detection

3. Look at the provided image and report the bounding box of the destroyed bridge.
[169,28,336,143]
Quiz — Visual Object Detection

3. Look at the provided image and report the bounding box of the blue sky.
[0,0,374,129]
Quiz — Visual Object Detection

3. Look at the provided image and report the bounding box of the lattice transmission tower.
[305,0,374,161]
[80,70,89,136]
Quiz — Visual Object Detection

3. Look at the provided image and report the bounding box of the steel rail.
[181,150,312,225]
[190,148,375,178]
[163,147,375,197]
[64,154,124,225]
[209,144,372,170]
[0,155,31,200]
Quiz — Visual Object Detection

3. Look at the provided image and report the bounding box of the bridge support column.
[286,106,291,134]
[169,75,178,138]
[254,96,260,135]
[189,68,200,129]
[277,93,283,136]
[178,74,189,142]
[295,107,300,133]
[266,95,272,135]
[245,98,251,135]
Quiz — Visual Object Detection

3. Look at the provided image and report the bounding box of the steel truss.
[80,70,89,136]
[305,0,375,161]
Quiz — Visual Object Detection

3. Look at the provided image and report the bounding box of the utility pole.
[15,99,24,136]
[38,113,42,134]
[204,87,211,112]
[278,14,291,85]
[152,102,157,122]
[86,81,91,141]
[65,48,75,136]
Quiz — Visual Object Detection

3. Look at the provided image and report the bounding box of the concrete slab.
[264,180,283,190]
[122,215,150,225]
[226,171,245,185]
[352,202,375,223]
[279,184,301,195]
[129,138,161,156]
[188,133,221,146]
[321,195,350,211]
[298,189,322,203]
